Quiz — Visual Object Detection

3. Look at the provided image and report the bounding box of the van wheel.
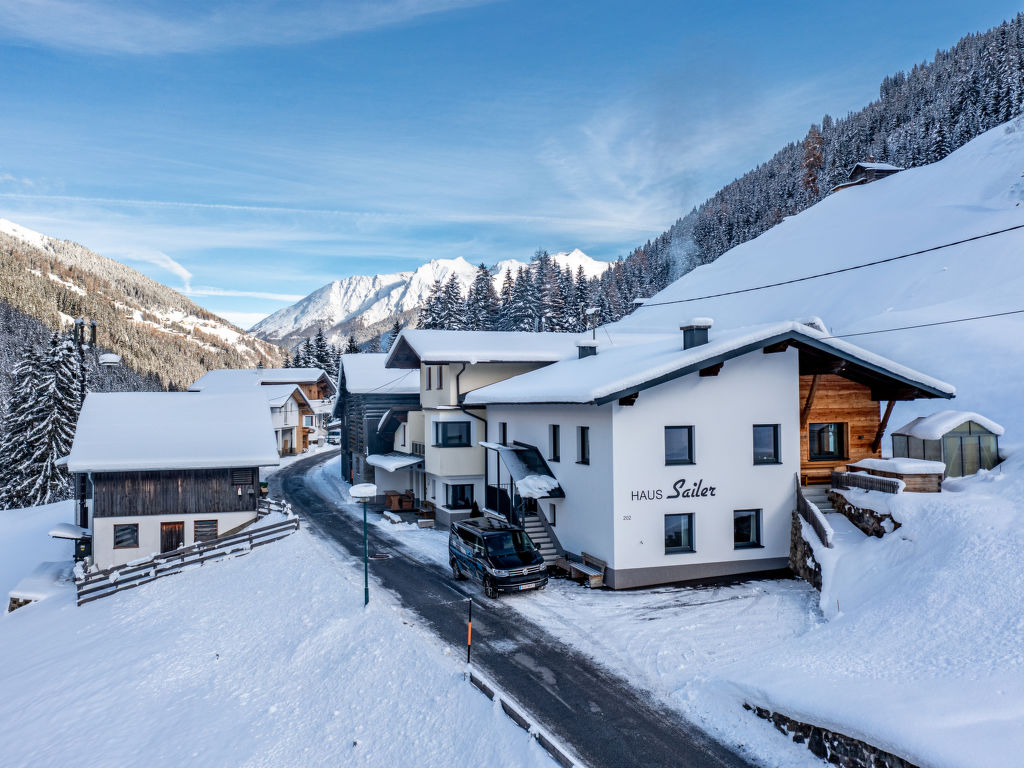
[483,577,498,599]
[450,558,466,581]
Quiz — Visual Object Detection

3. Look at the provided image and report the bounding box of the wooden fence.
[831,470,901,495]
[76,516,299,606]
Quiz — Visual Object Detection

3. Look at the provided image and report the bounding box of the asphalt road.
[276,451,758,768]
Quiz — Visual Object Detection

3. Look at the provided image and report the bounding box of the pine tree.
[387,320,402,351]
[418,277,444,329]
[345,335,360,354]
[436,274,465,330]
[313,328,331,370]
[0,345,45,509]
[465,263,499,331]
[801,124,824,197]
[507,267,537,331]
[282,351,292,368]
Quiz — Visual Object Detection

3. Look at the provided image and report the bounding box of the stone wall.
[829,491,900,538]
[789,510,822,590]
[744,704,920,768]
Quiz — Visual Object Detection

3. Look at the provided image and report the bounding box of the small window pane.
[665,426,694,465]
[664,513,694,554]
[809,423,845,461]
[944,436,963,477]
[194,519,218,542]
[114,524,139,549]
[924,439,942,462]
[980,435,998,469]
[753,425,780,464]
[577,426,590,464]
[734,509,761,548]
[447,484,474,509]
[549,425,560,462]
[962,436,981,476]
[436,421,471,447]
[892,435,908,457]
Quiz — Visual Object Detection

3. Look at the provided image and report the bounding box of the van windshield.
[485,531,535,557]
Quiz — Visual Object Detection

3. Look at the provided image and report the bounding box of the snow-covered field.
[0,501,556,768]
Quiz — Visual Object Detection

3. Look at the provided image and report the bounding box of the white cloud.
[209,310,271,330]
[185,286,306,302]
[0,0,494,55]
[117,248,193,290]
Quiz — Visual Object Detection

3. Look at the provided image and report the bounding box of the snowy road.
[277,450,755,768]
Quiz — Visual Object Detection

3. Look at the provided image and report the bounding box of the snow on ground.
[0,500,74,596]
[308,457,826,766]
[0,499,556,768]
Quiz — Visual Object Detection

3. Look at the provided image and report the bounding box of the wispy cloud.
[117,248,193,290]
[185,287,306,302]
[0,0,495,55]
[210,310,272,330]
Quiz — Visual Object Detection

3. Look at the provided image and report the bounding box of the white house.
[464,319,954,588]
[382,330,581,525]
[65,392,280,569]
[189,367,336,454]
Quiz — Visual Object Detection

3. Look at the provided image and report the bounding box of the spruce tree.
[418,277,444,329]
[388,320,402,351]
[345,335,360,354]
[0,345,45,509]
[313,328,331,370]
[465,263,499,331]
[437,274,465,330]
[497,268,515,331]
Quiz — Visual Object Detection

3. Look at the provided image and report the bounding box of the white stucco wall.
[423,408,485,477]
[93,511,258,569]
[610,347,800,575]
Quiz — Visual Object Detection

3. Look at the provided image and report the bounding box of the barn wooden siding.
[92,468,259,518]
[800,374,881,482]
[336,386,419,481]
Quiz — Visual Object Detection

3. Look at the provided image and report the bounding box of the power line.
[823,308,1024,339]
[640,222,1024,308]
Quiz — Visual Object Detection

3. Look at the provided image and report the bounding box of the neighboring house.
[464,318,954,589]
[382,330,581,526]
[891,410,1003,477]
[189,367,336,453]
[65,392,279,569]
[331,353,420,486]
[830,160,903,193]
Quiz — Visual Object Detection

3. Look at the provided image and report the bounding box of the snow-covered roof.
[848,457,946,475]
[465,320,955,405]
[385,330,581,368]
[8,561,69,603]
[341,353,419,394]
[893,410,1004,440]
[366,453,423,472]
[67,393,280,473]
[851,161,903,172]
[49,522,90,540]
[189,367,332,393]
[262,384,312,409]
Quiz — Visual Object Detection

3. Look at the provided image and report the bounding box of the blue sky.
[1,0,1021,328]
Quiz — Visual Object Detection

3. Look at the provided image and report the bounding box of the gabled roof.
[464,320,955,406]
[849,161,903,177]
[385,330,581,369]
[340,353,419,394]
[67,393,280,473]
[262,384,313,410]
[893,410,1004,440]
[189,367,335,395]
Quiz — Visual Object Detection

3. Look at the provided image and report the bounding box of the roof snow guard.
[464,320,955,406]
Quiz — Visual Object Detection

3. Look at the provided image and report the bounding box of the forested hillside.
[626,13,1024,277]
[0,222,283,390]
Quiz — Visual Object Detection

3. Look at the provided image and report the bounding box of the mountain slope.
[615,118,1024,435]
[0,219,282,389]
[252,249,611,348]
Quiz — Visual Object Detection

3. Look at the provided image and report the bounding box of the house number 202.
[621,515,632,521]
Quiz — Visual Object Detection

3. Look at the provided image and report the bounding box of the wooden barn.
[830,160,903,193]
[65,392,280,569]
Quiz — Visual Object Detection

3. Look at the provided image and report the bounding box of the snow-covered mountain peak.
[0,218,54,252]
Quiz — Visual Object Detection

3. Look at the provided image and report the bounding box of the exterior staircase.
[802,484,836,514]
[523,510,562,566]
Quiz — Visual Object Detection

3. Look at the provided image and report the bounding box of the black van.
[449,517,548,598]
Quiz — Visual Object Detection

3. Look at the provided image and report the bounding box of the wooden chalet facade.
[66,392,280,569]
[830,161,903,193]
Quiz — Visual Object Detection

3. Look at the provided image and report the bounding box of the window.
[549,424,560,462]
[426,367,432,390]
[808,422,846,461]
[753,424,781,464]
[549,503,557,526]
[664,513,694,554]
[435,421,471,447]
[576,426,590,465]
[194,519,218,543]
[113,524,139,549]
[446,483,474,509]
[665,426,694,465]
[498,422,508,446]
[436,365,443,390]
[302,415,313,427]
[734,509,762,548]
[230,468,254,486]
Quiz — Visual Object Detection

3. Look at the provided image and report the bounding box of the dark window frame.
[549,424,560,462]
[753,424,781,465]
[808,422,847,461]
[498,422,508,446]
[436,365,444,390]
[113,523,139,549]
[664,513,695,554]
[576,425,590,465]
[733,509,763,549]
[194,519,219,543]
[446,483,474,510]
[425,367,431,390]
[435,420,472,448]
[664,425,695,466]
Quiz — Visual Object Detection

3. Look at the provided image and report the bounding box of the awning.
[480,441,565,499]
[366,453,423,473]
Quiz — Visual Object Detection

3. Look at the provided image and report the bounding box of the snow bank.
[0,501,73,597]
[0,500,555,768]
[848,457,946,474]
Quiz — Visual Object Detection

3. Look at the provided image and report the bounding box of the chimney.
[680,318,713,350]
[577,340,598,359]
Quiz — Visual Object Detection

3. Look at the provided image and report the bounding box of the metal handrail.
[795,477,833,548]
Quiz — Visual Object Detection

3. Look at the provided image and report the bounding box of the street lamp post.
[349,483,377,607]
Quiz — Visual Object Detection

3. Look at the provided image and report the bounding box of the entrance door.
[160,521,185,553]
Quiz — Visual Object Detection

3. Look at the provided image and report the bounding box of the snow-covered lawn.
[0,501,556,768]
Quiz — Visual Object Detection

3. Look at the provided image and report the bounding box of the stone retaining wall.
[829,491,900,538]
[745,704,920,768]
[789,510,822,590]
